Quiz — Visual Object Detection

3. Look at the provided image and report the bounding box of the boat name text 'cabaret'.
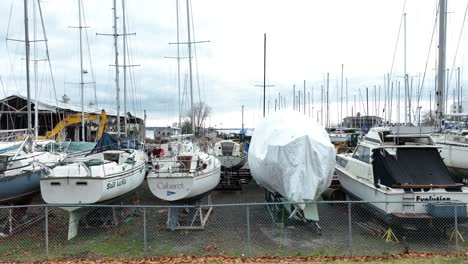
[156,182,184,190]
[415,195,451,202]
[106,179,127,190]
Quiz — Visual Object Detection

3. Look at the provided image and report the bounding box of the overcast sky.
[1,0,468,128]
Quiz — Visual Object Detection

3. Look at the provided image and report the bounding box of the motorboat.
[335,126,468,227]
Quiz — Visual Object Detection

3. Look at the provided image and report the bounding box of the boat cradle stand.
[216,168,252,191]
[264,190,321,234]
[0,205,47,238]
[167,195,213,230]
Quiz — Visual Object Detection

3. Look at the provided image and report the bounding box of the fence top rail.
[1,199,467,210]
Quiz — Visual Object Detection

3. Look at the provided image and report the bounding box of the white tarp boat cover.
[249,111,336,208]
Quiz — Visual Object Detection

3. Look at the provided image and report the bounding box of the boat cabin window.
[352,146,370,163]
[0,155,9,171]
[221,142,235,156]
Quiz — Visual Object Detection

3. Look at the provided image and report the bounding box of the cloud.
[1,0,468,129]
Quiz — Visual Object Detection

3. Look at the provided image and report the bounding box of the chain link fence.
[0,200,466,261]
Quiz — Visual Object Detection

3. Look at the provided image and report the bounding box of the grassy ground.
[1,182,468,262]
[0,255,467,263]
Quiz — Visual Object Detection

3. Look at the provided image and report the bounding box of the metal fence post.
[246,205,251,256]
[348,201,353,256]
[45,206,49,258]
[454,204,459,253]
[143,207,147,255]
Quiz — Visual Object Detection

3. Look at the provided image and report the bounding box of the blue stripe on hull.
[0,169,47,205]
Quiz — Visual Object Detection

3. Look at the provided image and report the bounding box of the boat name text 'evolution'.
[415,195,451,202]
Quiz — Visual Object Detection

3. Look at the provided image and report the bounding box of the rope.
[37,0,59,113]
[416,2,439,109]
[447,0,468,93]
[388,0,407,85]
[189,0,202,104]
[82,0,97,108]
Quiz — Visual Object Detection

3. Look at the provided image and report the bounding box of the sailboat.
[212,140,247,170]
[39,0,147,240]
[0,0,65,206]
[433,132,468,181]
[429,0,468,183]
[0,0,66,237]
[147,0,221,203]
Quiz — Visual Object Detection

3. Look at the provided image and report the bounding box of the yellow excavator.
[44,110,107,141]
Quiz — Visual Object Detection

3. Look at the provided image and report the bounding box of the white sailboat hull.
[40,150,147,211]
[438,143,468,178]
[148,164,220,202]
[216,155,247,170]
[40,165,145,211]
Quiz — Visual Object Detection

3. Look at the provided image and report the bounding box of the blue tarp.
[88,133,144,155]
[89,132,118,154]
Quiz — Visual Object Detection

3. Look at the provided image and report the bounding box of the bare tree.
[421,111,435,126]
[183,102,212,135]
[181,119,192,134]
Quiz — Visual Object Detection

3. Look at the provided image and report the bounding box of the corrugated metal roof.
[13,94,119,116]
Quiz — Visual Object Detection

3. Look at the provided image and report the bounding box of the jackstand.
[382,228,399,243]
[167,195,213,230]
[449,227,465,242]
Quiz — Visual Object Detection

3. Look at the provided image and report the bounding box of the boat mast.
[340,64,343,126]
[79,0,85,141]
[457,67,460,113]
[436,0,447,129]
[113,0,121,137]
[326,73,329,128]
[33,0,38,138]
[24,0,32,139]
[292,84,295,110]
[263,33,266,118]
[320,85,323,126]
[122,0,127,137]
[186,0,195,134]
[404,12,408,124]
[346,77,348,118]
[303,80,306,115]
[176,0,181,128]
[241,105,244,139]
